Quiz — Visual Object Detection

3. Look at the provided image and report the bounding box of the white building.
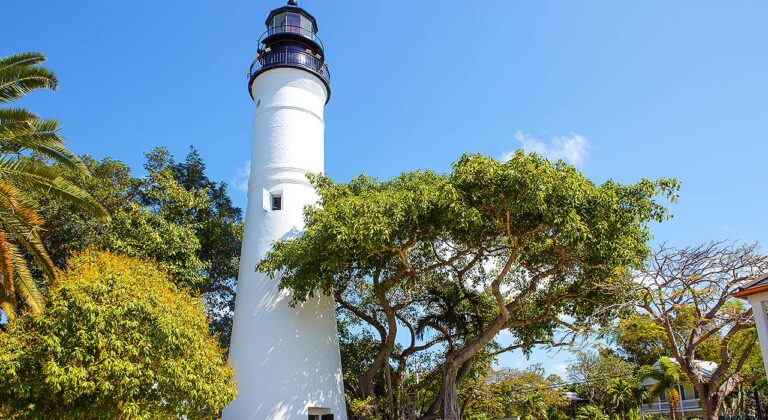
[733,274,768,378]
[224,2,346,419]
[639,359,716,418]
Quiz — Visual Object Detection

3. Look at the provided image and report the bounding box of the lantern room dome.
[260,1,322,51]
[248,1,331,102]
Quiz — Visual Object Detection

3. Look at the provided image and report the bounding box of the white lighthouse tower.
[225,2,346,419]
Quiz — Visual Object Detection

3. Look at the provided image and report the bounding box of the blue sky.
[4,1,767,376]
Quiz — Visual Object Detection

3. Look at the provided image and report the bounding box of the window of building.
[271,194,282,210]
[308,407,332,420]
[262,189,283,212]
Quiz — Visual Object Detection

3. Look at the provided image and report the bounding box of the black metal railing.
[259,25,324,50]
[249,48,330,85]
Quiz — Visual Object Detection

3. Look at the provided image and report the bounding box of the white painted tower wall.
[225,68,347,420]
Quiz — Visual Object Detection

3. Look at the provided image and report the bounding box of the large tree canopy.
[0,250,237,419]
[614,242,768,419]
[259,152,677,419]
[35,148,243,347]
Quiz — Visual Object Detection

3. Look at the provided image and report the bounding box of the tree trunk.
[667,388,680,420]
[404,393,417,420]
[700,396,720,420]
[383,358,395,419]
[441,363,461,420]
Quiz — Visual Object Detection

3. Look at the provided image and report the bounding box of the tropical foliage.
[0,52,106,321]
[0,250,237,418]
[604,378,645,420]
[616,242,768,419]
[461,365,567,420]
[567,349,636,407]
[639,358,687,420]
[35,148,243,347]
[258,151,677,419]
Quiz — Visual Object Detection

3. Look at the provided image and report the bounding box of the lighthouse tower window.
[308,406,333,419]
[262,189,283,211]
[271,193,282,211]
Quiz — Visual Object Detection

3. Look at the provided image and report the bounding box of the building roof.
[732,273,768,298]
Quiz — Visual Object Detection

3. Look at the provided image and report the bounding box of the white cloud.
[503,131,589,167]
[233,160,250,193]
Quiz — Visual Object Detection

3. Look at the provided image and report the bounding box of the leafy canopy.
[258,151,677,418]
[36,148,243,347]
[0,250,237,419]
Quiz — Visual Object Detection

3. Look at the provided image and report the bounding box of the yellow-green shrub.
[0,250,237,419]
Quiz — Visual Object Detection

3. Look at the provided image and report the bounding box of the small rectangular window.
[308,407,332,420]
[271,194,282,211]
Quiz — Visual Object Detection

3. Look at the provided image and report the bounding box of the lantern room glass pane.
[272,13,287,30]
[286,12,301,33]
[300,16,313,36]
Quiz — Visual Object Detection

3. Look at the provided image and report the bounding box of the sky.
[3,1,768,376]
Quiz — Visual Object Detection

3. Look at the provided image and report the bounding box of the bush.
[0,250,237,419]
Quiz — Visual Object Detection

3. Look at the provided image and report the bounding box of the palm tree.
[0,52,107,320]
[605,378,646,420]
[640,357,687,420]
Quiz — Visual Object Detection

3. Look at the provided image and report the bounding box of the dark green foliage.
[35,147,243,347]
[258,151,678,418]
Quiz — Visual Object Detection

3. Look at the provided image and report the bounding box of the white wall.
[746,291,768,377]
[224,68,347,420]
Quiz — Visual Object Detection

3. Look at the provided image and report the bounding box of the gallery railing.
[249,48,331,86]
[259,25,324,50]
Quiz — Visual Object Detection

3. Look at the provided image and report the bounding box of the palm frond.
[0,52,47,71]
[0,286,15,323]
[0,207,56,282]
[8,241,44,312]
[0,110,90,175]
[0,231,15,296]
[0,157,108,220]
[0,53,57,103]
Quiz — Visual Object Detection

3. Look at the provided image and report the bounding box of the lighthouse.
[225,2,346,419]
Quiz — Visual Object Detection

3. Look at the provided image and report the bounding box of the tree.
[0,52,107,320]
[36,148,243,347]
[258,152,678,419]
[613,314,668,366]
[576,405,608,420]
[514,392,550,420]
[640,357,687,420]
[0,250,237,418]
[604,378,645,420]
[626,242,768,419]
[459,364,568,420]
[567,349,637,406]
